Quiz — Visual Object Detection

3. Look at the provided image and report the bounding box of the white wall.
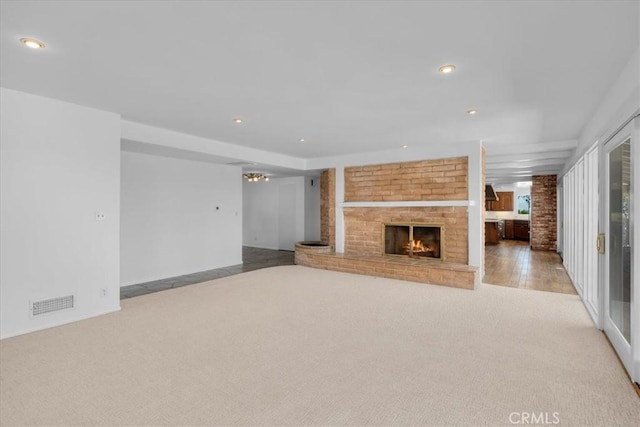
[0,88,121,339]
[243,180,279,249]
[243,176,308,250]
[120,151,242,285]
[564,47,639,171]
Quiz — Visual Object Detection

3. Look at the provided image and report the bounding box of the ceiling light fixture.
[401,145,408,149]
[438,64,456,74]
[299,138,305,143]
[243,173,269,183]
[20,37,45,49]
[233,118,243,124]
[467,109,478,115]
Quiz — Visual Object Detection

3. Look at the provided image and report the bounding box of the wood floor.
[484,240,577,295]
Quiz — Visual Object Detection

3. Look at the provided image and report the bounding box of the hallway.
[484,240,577,295]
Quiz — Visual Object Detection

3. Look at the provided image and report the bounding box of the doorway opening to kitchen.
[483,184,575,295]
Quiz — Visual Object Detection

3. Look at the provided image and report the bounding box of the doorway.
[484,240,576,294]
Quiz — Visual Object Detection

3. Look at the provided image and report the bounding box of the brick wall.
[531,175,557,251]
[344,157,468,202]
[320,169,335,246]
[343,206,469,264]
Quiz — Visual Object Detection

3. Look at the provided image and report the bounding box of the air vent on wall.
[30,295,74,317]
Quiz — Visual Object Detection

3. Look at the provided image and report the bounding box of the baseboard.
[244,244,280,250]
[0,306,121,340]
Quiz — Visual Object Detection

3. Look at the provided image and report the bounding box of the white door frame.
[601,120,635,379]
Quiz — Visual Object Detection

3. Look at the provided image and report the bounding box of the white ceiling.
[1,1,638,183]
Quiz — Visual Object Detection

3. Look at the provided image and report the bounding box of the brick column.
[531,175,557,251]
[320,169,335,248]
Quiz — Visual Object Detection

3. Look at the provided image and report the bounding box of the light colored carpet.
[1,266,638,426]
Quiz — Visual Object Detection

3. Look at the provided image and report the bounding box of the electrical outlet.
[95,212,106,221]
[100,287,108,297]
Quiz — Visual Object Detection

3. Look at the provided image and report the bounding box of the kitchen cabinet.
[504,220,514,239]
[485,221,500,244]
[514,220,530,241]
[485,191,514,211]
[495,192,514,211]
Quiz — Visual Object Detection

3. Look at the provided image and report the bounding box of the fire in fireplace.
[383,223,444,260]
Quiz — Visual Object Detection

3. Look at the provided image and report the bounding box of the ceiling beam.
[485,150,574,164]
[483,140,577,156]
[486,159,567,171]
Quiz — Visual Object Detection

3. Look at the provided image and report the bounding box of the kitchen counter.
[485,215,530,222]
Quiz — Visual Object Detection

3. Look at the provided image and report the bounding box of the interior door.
[603,122,633,376]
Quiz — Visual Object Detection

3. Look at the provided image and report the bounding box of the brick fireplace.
[296,155,480,289]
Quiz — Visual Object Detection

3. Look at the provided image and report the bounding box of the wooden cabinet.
[485,221,499,244]
[514,220,530,241]
[485,199,499,211]
[496,192,514,211]
[503,219,529,241]
[485,191,514,211]
[504,220,514,239]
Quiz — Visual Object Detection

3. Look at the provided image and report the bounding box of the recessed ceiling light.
[467,109,478,115]
[299,138,305,143]
[233,118,243,124]
[438,64,456,74]
[20,37,45,49]
[401,145,408,149]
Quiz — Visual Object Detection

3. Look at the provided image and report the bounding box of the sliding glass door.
[603,122,633,376]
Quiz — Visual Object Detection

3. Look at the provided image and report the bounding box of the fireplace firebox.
[383,223,444,260]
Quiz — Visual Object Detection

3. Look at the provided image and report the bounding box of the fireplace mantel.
[341,200,475,208]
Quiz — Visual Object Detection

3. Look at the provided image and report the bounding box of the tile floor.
[120,246,294,299]
[483,240,577,294]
